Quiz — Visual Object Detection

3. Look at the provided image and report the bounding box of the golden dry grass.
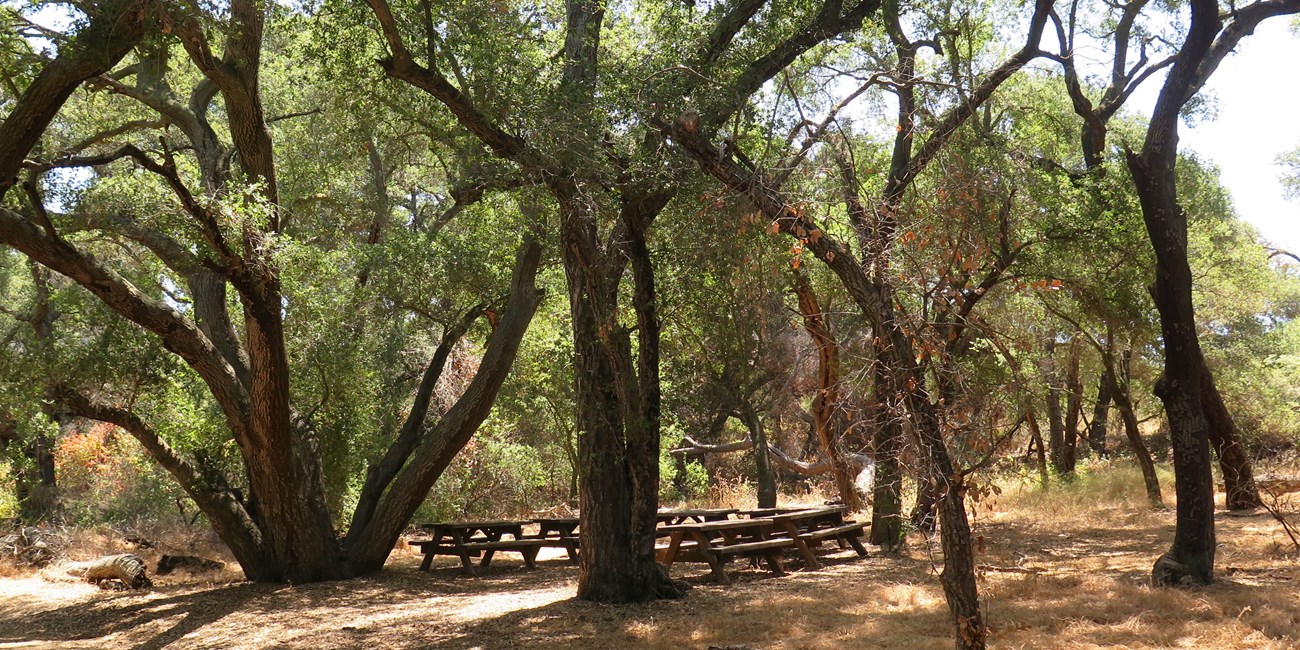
[0,465,1296,650]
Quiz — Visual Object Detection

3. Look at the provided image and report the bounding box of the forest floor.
[0,467,1298,650]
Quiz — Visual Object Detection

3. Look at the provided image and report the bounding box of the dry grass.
[0,465,1297,649]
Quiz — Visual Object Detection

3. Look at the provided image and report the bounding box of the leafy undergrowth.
[0,468,1297,649]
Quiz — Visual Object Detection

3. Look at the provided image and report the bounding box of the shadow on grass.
[0,512,1295,649]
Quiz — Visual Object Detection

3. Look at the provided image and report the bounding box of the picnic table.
[416,520,545,574]
[530,517,580,563]
[766,506,868,568]
[655,507,739,525]
[658,517,792,583]
[737,506,807,518]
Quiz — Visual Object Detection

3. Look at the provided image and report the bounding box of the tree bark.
[1200,370,1261,510]
[736,400,778,508]
[1105,363,1163,508]
[792,269,863,511]
[1087,376,1111,457]
[1062,338,1082,475]
[869,356,905,548]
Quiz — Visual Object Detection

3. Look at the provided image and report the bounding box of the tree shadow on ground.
[0,512,1295,649]
[0,584,264,650]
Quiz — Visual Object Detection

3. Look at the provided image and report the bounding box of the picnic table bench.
[767,506,868,568]
[658,517,792,583]
[416,520,547,574]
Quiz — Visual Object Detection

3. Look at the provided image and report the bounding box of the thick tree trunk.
[869,357,904,548]
[558,187,680,603]
[1200,370,1261,510]
[1127,156,1215,583]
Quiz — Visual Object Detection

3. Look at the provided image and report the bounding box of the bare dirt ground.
[1,480,1297,649]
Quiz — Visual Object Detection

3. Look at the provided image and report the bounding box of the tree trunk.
[1044,340,1066,476]
[792,269,863,511]
[1025,409,1050,488]
[869,357,904,548]
[1200,370,1261,510]
[17,429,58,523]
[1062,339,1082,476]
[737,401,777,508]
[1106,367,1162,508]
[557,186,681,603]
[342,238,543,572]
[1087,376,1111,457]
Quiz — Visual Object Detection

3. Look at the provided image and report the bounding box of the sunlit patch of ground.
[1,470,1297,649]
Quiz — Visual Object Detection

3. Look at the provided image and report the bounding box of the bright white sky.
[1132,20,1300,254]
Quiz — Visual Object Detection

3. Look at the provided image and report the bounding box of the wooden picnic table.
[658,517,792,583]
[656,507,739,525]
[530,517,580,563]
[737,506,807,518]
[416,520,542,574]
[532,517,579,537]
[766,506,868,568]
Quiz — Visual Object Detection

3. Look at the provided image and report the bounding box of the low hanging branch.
[671,431,874,477]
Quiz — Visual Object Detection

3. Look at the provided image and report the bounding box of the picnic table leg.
[662,531,685,568]
[846,534,869,557]
[480,531,502,567]
[522,546,540,569]
[697,533,728,584]
[763,551,786,576]
[420,532,443,571]
[449,531,475,575]
[563,539,579,564]
[781,521,821,569]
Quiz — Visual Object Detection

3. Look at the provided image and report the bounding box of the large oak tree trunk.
[559,187,680,603]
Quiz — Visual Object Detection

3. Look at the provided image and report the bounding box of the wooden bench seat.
[797,521,868,557]
[520,534,581,563]
[416,538,552,571]
[710,537,793,578]
[712,538,793,556]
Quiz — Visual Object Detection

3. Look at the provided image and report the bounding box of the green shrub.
[56,423,187,526]
[413,434,556,524]
[0,462,16,522]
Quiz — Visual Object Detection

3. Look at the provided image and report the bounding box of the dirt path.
[0,507,1296,649]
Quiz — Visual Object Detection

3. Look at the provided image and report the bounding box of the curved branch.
[0,0,150,197]
[0,206,252,445]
